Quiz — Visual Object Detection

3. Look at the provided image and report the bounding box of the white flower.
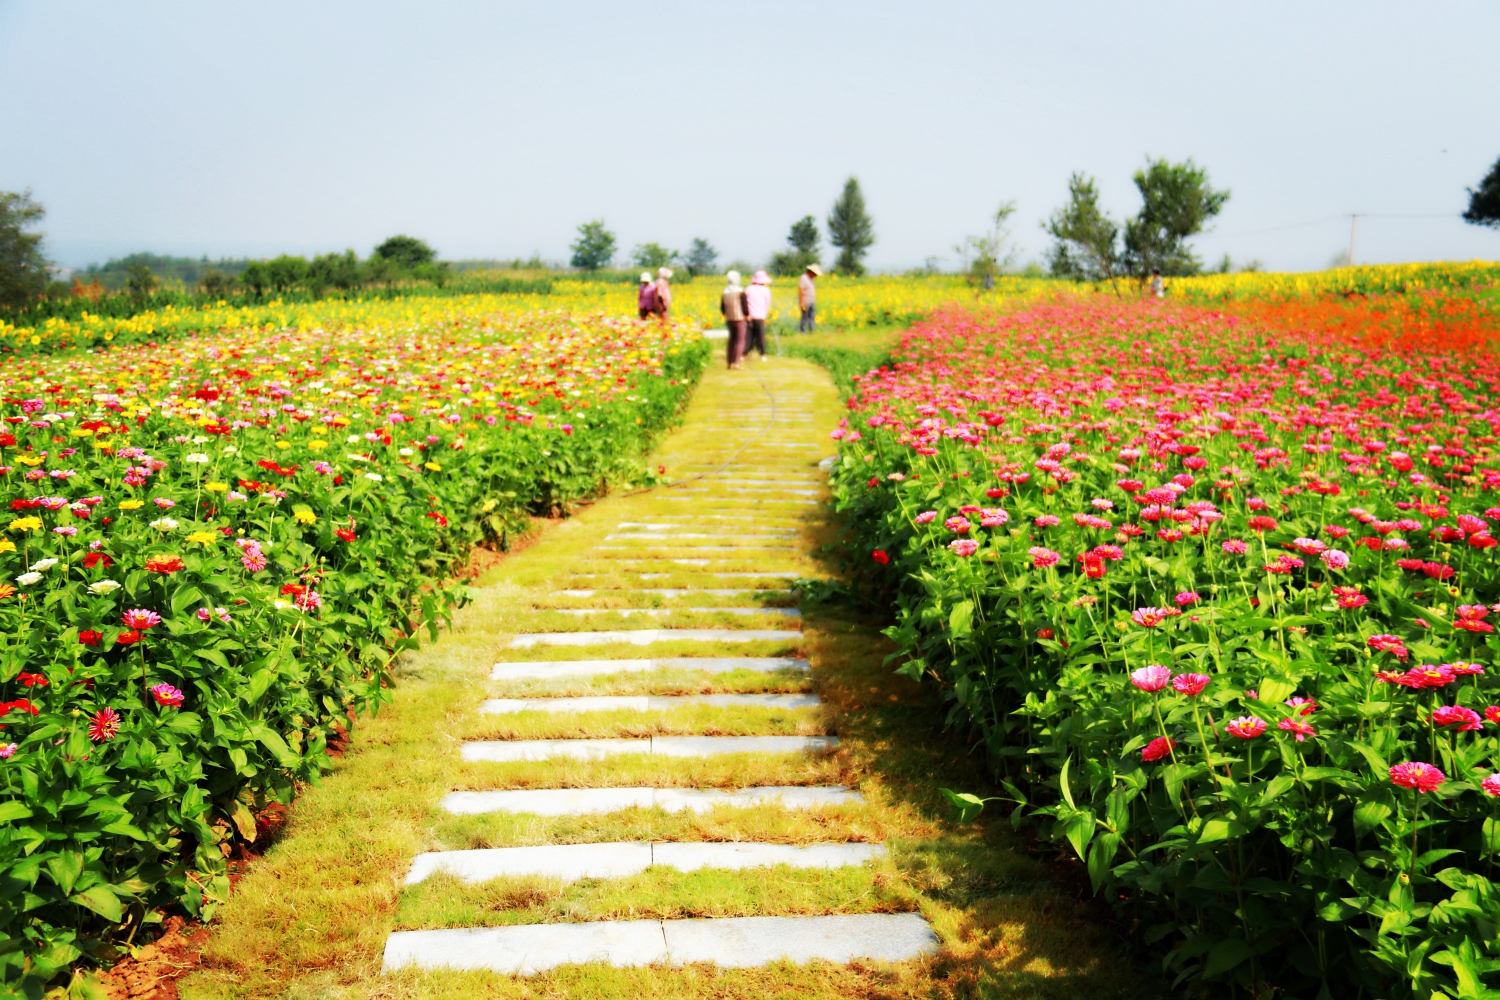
[227,491,248,502]
[88,580,121,595]
[346,434,361,444]
[223,446,239,455]
[364,473,383,482]
[150,517,179,531]
[15,572,42,586]
[29,558,58,571]
[346,453,369,462]
[272,599,295,610]
[185,453,210,464]
[398,447,414,457]
[192,435,209,443]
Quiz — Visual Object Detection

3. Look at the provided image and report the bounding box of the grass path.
[181,351,1147,999]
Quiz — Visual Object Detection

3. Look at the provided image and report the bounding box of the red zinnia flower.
[144,555,185,574]
[871,549,889,565]
[335,528,357,542]
[116,629,141,646]
[1141,736,1176,762]
[1278,718,1316,741]
[1432,705,1484,731]
[1389,761,1445,793]
[121,609,162,630]
[78,629,102,647]
[88,707,120,743]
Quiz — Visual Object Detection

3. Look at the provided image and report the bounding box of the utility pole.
[1348,214,1359,267]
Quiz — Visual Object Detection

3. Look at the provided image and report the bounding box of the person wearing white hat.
[652,266,673,322]
[799,264,822,332]
[637,271,657,319]
[720,270,749,369]
[745,270,772,361]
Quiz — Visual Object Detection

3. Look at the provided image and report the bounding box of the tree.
[827,178,875,276]
[769,216,821,276]
[631,242,677,271]
[1044,173,1121,284]
[125,263,159,298]
[1464,156,1500,229]
[954,201,1018,289]
[684,238,718,277]
[0,189,49,309]
[200,269,236,299]
[373,235,436,269]
[265,254,310,293]
[1121,158,1229,277]
[309,250,361,294]
[570,220,616,271]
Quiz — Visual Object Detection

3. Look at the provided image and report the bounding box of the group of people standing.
[634,261,823,371]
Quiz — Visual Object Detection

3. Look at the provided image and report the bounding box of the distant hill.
[78,252,257,290]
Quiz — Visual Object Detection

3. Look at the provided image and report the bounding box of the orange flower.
[144,555,185,574]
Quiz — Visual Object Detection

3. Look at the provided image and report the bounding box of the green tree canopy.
[569,220,616,271]
[684,238,718,277]
[1121,158,1229,277]
[373,235,437,269]
[827,178,875,276]
[1044,173,1121,283]
[631,242,677,271]
[1464,156,1500,229]
[770,215,822,276]
[955,201,1018,288]
[0,189,50,309]
[125,263,159,298]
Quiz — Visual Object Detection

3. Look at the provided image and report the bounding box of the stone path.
[380,358,939,976]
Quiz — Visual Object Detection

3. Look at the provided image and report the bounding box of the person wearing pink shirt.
[744,270,772,361]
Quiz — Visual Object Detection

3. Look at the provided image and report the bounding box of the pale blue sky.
[2,1,1497,272]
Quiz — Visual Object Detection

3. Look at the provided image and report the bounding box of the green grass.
[180,357,1153,1000]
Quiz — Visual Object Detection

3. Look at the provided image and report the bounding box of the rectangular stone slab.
[487,657,809,680]
[405,841,885,884]
[460,735,837,762]
[553,589,795,598]
[381,912,937,974]
[383,921,668,974]
[481,693,820,714]
[661,912,939,967]
[439,785,862,817]
[546,608,802,618]
[508,629,801,648]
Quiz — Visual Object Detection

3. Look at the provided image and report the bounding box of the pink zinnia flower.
[915,510,937,524]
[1222,539,1248,554]
[241,549,268,572]
[121,608,162,630]
[150,683,185,707]
[1129,665,1172,692]
[979,508,1008,528]
[1033,514,1060,528]
[1320,549,1350,570]
[1389,761,1446,794]
[0,743,16,759]
[1224,716,1267,739]
[948,539,978,557]
[88,707,120,743]
[1131,607,1175,628]
[1172,673,1211,696]
[1285,696,1318,716]
[1432,705,1484,731]
[1141,736,1176,762]
[944,516,972,535]
[1174,591,1200,607]
[294,589,323,611]
[1278,718,1316,741]
[1484,774,1500,798]
[1367,634,1409,661]
[1028,546,1060,568]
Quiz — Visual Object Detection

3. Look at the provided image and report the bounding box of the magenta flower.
[150,683,185,708]
[1367,634,1409,661]
[88,707,120,743]
[1141,736,1176,762]
[1171,673,1211,696]
[948,538,978,557]
[1028,546,1060,569]
[1224,716,1267,739]
[1129,665,1172,693]
[1483,774,1500,798]
[1388,761,1446,794]
[1320,549,1350,570]
[1285,696,1318,716]
[1432,705,1484,731]
[121,608,162,630]
[1131,607,1177,628]
[1033,514,1061,528]
[1278,718,1316,742]
[1222,539,1249,554]
[943,516,972,535]
[0,743,17,759]
[1174,591,1201,607]
[915,510,937,525]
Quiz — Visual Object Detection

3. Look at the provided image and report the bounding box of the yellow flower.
[424,461,442,472]
[8,517,42,532]
[185,530,219,546]
[307,439,328,450]
[16,455,43,467]
[70,428,95,438]
[204,482,229,493]
[292,505,317,525]
[119,500,145,511]
[0,539,15,554]
[276,441,292,450]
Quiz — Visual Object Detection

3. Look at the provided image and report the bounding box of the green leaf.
[0,801,33,823]
[1198,818,1249,844]
[171,584,204,616]
[72,884,122,923]
[939,788,986,822]
[948,600,974,639]
[1057,806,1096,861]
[1202,937,1255,979]
[45,851,84,895]
[195,648,231,671]
[1059,756,1075,808]
[1354,786,1395,837]
[1256,676,1298,705]
[1087,832,1121,893]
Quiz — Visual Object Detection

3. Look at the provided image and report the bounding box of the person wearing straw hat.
[637,271,657,319]
[745,270,772,361]
[652,266,673,322]
[798,264,821,332]
[720,270,749,369]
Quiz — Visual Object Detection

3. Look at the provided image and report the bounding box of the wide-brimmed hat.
[806,264,823,276]
[752,270,770,285]
[658,266,673,278]
[726,270,741,285]
[640,271,653,283]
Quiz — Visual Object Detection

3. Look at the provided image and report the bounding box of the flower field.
[828,299,1500,997]
[0,309,706,989]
